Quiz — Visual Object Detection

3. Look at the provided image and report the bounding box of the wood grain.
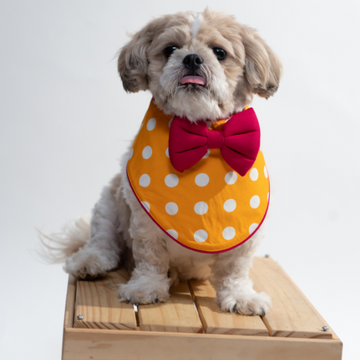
[62,256,343,360]
[250,257,333,339]
[63,327,342,360]
[189,279,268,336]
[138,281,203,333]
[64,275,76,329]
[74,269,136,331]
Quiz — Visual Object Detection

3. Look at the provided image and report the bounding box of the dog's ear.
[118,21,158,93]
[240,26,282,99]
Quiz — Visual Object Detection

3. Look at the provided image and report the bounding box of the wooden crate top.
[138,281,203,333]
[251,257,331,338]
[72,257,334,339]
[190,279,268,336]
[74,269,136,330]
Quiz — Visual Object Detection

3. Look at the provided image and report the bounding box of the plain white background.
[1,1,359,359]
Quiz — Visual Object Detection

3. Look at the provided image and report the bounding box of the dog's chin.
[180,83,206,91]
[177,82,209,98]
[155,84,234,122]
[162,92,224,122]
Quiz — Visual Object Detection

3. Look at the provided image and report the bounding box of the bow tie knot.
[169,108,261,176]
[207,129,224,149]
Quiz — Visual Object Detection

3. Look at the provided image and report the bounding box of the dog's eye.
[213,47,227,61]
[164,45,178,58]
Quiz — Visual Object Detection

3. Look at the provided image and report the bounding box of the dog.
[54,8,282,315]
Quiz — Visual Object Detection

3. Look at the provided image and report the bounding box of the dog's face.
[118,9,282,121]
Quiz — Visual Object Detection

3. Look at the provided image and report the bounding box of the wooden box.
[62,257,342,360]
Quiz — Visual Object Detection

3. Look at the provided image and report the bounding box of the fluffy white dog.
[52,9,282,315]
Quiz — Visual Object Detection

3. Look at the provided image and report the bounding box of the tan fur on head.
[118,9,282,120]
[240,26,282,99]
[118,13,192,93]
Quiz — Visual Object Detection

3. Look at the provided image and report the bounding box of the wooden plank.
[62,275,76,360]
[189,279,268,336]
[138,281,203,333]
[64,275,76,329]
[250,257,333,339]
[287,274,341,341]
[74,269,136,331]
[63,327,342,360]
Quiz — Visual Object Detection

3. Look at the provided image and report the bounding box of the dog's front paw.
[218,290,272,316]
[64,248,118,279]
[119,275,170,305]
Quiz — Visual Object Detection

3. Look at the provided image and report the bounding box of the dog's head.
[118,9,282,121]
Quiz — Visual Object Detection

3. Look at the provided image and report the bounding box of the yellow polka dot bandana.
[127,100,270,253]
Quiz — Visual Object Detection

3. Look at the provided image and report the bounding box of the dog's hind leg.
[63,174,124,279]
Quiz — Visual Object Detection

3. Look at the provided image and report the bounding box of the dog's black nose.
[183,54,203,70]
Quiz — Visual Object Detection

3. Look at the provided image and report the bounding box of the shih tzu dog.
[55,8,282,315]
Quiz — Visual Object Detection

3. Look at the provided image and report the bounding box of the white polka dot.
[165,148,169,158]
[250,195,260,209]
[141,201,150,212]
[194,230,208,243]
[264,166,268,178]
[250,168,259,181]
[139,174,150,187]
[249,223,258,235]
[222,227,236,240]
[142,146,152,159]
[147,118,156,131]
[165,174,179,187]
[165,202,178,215]
[167,229,178,239]
[168,118,174,128]
[224,199,237,212]
[195,173,209,187]
[225,171,237,185]
[202,149,210,159]
[194,202,208,215]
[128,148,134,159]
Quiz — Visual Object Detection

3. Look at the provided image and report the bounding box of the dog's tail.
[37,215,91,264]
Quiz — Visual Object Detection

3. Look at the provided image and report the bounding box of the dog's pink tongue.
[181,76,206,85]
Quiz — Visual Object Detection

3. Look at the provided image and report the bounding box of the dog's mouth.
[180,75,206,86]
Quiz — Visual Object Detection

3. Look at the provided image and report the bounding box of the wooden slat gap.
[250,258,334,340]
[137,281,203,333]
[187,280,206,331]
[261,315,274,336]
[74,270,137,330]
[188,279,268,336]
[133,304,140,330]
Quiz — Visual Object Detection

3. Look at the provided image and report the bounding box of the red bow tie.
[169,108,260,176]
